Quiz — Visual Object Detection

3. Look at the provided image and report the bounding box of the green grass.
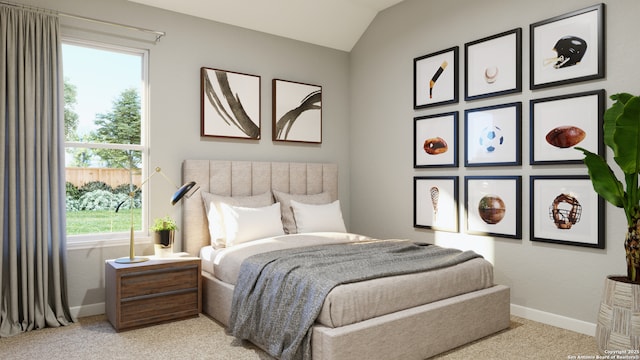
[66,208,142,235]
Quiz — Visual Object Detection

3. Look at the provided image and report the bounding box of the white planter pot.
[596,275,640,353]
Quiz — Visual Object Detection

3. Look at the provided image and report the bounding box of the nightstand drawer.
[105,257,202,331]
[120,290,199,328]
[120,265,199,298]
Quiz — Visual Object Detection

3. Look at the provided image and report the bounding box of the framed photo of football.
[530,89,604,165]
[464,102,522,167]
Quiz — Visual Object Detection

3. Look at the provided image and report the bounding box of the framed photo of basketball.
[464,176,522,239]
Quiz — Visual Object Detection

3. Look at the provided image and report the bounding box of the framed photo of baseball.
[465,28,522,101]
[464,102,522,167]
[414,46,459,109]
[414,111,458,168]
[530,89,604,165]
[530,3,605,90]
[414,176,458,233]
[464,176,521,239]
[530,175,604,248]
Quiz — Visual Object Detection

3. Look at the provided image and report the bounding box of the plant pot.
[153,229,174,257]
[596,275,640,353]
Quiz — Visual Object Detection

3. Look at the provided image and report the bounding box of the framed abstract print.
[272,79,322,143]
[201,67,261,139]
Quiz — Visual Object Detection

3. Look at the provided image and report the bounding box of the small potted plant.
[151,216,177,257]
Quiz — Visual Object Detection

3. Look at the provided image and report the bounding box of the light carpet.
[0,314,598,359]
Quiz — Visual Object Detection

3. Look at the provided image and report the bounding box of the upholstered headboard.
[181,160,338,256]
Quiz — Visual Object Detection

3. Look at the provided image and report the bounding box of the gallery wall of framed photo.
[412,3,606,249]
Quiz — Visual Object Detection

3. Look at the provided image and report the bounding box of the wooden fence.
[66,168,141,188]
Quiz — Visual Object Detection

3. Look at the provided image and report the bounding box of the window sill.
[66,236,152,250]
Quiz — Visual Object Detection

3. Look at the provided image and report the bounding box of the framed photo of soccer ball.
[464,102,522,167]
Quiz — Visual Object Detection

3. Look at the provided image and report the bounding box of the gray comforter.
[228,239,482,360]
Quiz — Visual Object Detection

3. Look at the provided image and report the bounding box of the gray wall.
[17,0,351,316]
[13,0,640,331]
[349,0,639,330]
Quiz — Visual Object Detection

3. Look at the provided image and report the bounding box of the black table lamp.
[115,167,198,264]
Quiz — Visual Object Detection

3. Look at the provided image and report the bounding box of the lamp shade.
[171,181,197,205]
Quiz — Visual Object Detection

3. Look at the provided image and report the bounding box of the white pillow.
[220,202,285,246]
[272,190,333,234]
[290,200,347,233]
[201,191,273,248]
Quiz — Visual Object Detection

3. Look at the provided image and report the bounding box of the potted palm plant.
[576,93,640,352]
[151,216,177,257]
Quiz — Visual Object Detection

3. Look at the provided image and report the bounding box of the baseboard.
[511,304,596,336]
[70,301,597,336]
[70,302,105,319]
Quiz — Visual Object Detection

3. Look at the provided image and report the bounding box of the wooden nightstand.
[105,256,201,331]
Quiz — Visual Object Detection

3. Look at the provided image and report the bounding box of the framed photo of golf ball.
[530,175,604,248]
[414,176,459,233]
[530,90,604,165]
[464,28,522,101]
[465,176,522,239]
[464,102,522,167]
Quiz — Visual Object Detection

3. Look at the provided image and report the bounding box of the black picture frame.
[414,47,459,109]
[414,176,459,233]
[464,176,522,239]
[464,28,522,101]
[201,67,261,139]
[530,89,605,165]
[530,3,605,90]
[530,175,604,248]
[464,102,522,167]
[414,111,458,168]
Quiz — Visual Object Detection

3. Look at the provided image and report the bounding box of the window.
[63,39,148,246]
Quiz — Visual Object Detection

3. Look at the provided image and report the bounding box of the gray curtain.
[0,5,74,337]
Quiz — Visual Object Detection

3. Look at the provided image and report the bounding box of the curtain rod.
[0,1,166,42]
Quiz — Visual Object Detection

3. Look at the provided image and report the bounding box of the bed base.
[202,272,510,359]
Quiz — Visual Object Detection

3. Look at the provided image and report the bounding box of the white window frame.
[62,38,150,250]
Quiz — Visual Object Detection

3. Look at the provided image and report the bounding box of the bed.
[181,160,510,360]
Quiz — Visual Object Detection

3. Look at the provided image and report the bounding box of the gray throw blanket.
[228,240,482,360]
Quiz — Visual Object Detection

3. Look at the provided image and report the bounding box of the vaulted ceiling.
[128,0,405,51]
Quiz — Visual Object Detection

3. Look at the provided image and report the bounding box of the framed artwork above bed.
[200,67,261,140]
[272,79,322,144]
